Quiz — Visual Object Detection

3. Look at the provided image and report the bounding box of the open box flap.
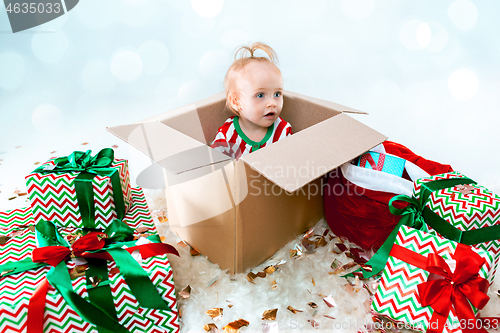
[240,113,387,193]
[107,121,231,174]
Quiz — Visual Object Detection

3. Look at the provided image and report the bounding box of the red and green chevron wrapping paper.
[413,171,500,281]
[0,207,35,265]
[0,247,179,332]
[0,187,155,254]
[25,157,132,229]
[372,225,493,333]
[0,188,179,333]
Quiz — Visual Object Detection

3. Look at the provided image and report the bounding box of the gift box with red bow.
[371,225,494,333]
[412,171,500,281]
[26,148,132,229]
[0,188,180,333]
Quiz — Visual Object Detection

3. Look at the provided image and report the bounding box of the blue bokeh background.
[1,0,500,208]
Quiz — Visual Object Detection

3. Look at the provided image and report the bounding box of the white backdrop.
[1,0,500,209]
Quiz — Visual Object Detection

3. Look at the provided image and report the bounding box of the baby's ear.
[228,92,240,110]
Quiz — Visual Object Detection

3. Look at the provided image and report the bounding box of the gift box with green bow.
[412,172,500,281]
[26,148,132,229]
[0,188,179,333]
[371,225,494,333]
[352,172,500,284]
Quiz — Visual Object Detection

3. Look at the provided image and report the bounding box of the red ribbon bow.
[31,231,107,267]
[417,243,490,333]
[27,231,179,333]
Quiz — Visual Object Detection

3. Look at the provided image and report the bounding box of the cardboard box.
[107,91,387,273]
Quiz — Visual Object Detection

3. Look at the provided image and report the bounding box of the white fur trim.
[370,143,386,154]
[341,153,430,196]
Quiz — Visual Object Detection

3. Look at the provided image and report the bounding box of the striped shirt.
[210,116,292,160]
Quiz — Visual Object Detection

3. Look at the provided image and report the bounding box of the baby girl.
[210,42,292,160]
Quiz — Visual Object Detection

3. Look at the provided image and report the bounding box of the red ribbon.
[360,152,385,171]
[390,243,490,333]
[27,233,179,333]
[32,232,107,267]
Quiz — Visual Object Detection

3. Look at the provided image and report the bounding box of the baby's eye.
[274,92,282,97]
[256,93,264,98]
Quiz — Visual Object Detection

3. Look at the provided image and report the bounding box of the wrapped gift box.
[0,246,179,333]
[413,171,500,281]
[357,151,406,177]
[121,187,155,232]
[25,149,132,229]
[0,188,178,333]
[0,207,36,265]
[372,225,493,333]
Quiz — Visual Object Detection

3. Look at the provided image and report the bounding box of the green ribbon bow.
[34,148,126,228]
[0,220,178,333]
[346,175,500,279]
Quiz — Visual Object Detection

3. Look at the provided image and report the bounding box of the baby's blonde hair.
[224,42,282,115]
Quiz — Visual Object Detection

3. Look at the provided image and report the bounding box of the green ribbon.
[34,148,126,228]
[36,220,172,307]
[48,262,128,333]
[85,258,117,322]
[106,248,172,310]
[346,175,500,279]
[36,220,71,248]
[0,258,46,276]
[104,219,135,243]
[0,219,176,332]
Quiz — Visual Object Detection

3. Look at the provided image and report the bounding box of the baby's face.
[234,61,284,129]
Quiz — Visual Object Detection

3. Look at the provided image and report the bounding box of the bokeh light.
[403,81,436,116]
[182,12,215,37]
[122,0,149,6]
[430,34,461,66]
[416,23,431,49]
[0,52,25,90]
[73,93,113,125]
[448,0,478,31]
[155,77,181,105]
[448,68,479,101]
[291,0,328,19]
[75,0,119,29]
[82,59,115,94]
[31,30,68,63]
[32,104,64,134]
[119,0,155,27]
[426,22,449,53]
[220,29,249,50]
[191,0,224,18]
[198,50,230,82]
[303,34,343,79]
[342,0,375,19]
[177,80,211,105]
[367,79,403,113]
[138,40,170,75]
[110,50,143,81]
[400,19,425,51]
[2,0,500,203]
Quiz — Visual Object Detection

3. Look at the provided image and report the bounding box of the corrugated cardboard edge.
[241,113,387,193]
[106,121,231,175]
